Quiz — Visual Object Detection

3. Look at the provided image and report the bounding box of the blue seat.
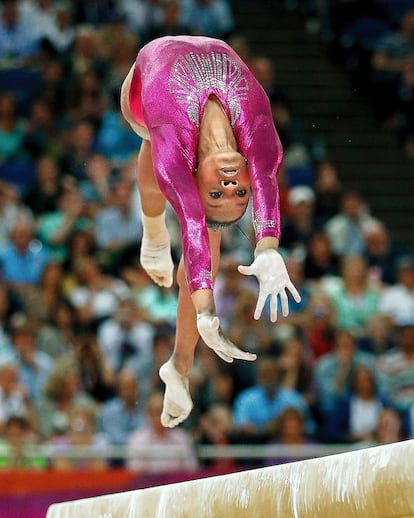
[0,161,37,193]
[0,68,41,117]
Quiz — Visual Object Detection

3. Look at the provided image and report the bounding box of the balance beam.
[46,440,414,518]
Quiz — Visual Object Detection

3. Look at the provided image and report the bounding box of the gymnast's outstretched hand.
[238,249,301,322]
[196,313,257,363]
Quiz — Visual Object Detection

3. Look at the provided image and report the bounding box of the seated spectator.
[0,181,32,253]
[8,316,53,402]
[23,155,63,216]
[378,255,414,326]
[326,255,380,338]
[117,0,162,43]
[35,356,94,440]
[313,160,343,225]
[314,330,375,414]
[37,182,91,263]
[0,91,29,165]
[232,356,314,442]
[371,8,414,122]
[303,230,341,282]
[0,361,34,433]
[70,332,115,403]
[0,214,51,295]
[19,261,65,326]
[65,69,108,129]
[24,100,64,159]
[47,400,109,471]
[149,0,191,40]
[277,336,314,406]
[196,403,236,469]
[62,228,98,292]
[0,416,46,470]
[37,298,78,360]
[376,319,414,414]
[67,256,130,328]
[181,0,235,39]
[265,407,317,466]
[0,282,16,358]
[320,365,390,444]
[374,407,406,444]
[71,0,114,26]
[324,189,372,257]
[18,0,57,44]
[127,391,198,474]
[44,2,75,55]
[362,218,407,286]
[0,0,40,63]
[305,291,337,359]
[58,119,96,182]
[281,186,315,254]
[97,369,146,450]
[94,179,142,273]
[97,298,154,375]
[358,313,396,356]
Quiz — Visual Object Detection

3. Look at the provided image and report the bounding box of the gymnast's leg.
[159,229,221,428]
[136,139,174,288]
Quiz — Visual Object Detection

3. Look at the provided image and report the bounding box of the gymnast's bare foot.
[159,360,193,428]
[140,237,174,288]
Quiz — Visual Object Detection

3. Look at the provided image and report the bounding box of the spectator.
[23,155,63,216]
[37,182,90,262]
[0,282,15,358]
[265,407,317,466]
[0,215,51,294]
[37,298,78,360]
[232,356,314,441]
[0,361,34,433]
[305,291,337,359]
[94,179,142,272]
[196,402,236,469]
[127,391,198,473]
[19,261,65,326]
[97,298,154,375]
[362,218,406,286]
[0,416,46,470]
[281,185,315,253]
[24,100,64,159]
[58,119,96,181]
[371,8,414,122]
[35,356,94,440]
[376,319,414,414]
[18,0,57,45]
[303,230,340,281]
[67,255,130,328]
[313,160,343,225]
[320,365,390,443]
[8,316,54,402]
[0,91,29,164]
[181,0,235,39]
[97,369,146,449]
[149,0,191,40]
[0,0,40,62]
[47,400,109,470]
[0,180,33,253]
[324,189,372,257]
[70,332,115,403]
[314,329,375,414]
[326,255,380,337]
[377,255,414,326]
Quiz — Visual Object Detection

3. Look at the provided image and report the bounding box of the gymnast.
[120,35,301,428]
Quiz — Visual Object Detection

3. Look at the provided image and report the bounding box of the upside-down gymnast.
[120,35,301,428]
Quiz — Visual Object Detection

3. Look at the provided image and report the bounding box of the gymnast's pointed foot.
[140,237,174,288]
[159,360,193,428]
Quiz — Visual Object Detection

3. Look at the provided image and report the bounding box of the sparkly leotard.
[129,36,283,293]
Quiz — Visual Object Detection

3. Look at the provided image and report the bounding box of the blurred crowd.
[295,0,414,157]
[0,0,414,475]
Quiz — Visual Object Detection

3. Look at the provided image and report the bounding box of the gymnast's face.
[195,150,250,224]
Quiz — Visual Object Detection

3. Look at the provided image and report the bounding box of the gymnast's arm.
[238,114,301,321]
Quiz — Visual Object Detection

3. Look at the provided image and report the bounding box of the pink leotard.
[129,36,283,293]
